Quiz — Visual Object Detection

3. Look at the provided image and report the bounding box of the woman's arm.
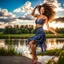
[45,17,59,36]
[30,5,39,18]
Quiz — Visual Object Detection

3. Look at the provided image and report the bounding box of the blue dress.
[27,18,47,52]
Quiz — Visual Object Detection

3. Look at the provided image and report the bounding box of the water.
[0,38,64,64]
[0,38,64,51]
[0,38,64,56]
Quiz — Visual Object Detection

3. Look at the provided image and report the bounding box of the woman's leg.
[29,40,38,63]
[29,40,37,59]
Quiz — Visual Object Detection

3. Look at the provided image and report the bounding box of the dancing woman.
[27,3,59,64]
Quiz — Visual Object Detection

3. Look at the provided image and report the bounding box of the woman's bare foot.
[32,57,38,64]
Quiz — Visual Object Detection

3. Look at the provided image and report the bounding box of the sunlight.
[43,21,64,30]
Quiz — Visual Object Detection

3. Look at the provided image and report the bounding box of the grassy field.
[0,33,64,39]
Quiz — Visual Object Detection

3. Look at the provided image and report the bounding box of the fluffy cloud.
[13,1,33,13]
[63,4,64,6]
[13,1,36,20]
[0,8,16,23]
[0,8,16,18]
[9,19,35,25]
[49,21,64,29]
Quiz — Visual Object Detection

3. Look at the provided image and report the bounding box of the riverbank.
[0,56,54,64]
[0,50,64,64]
[0,33,64,39]
[0,56,32,64]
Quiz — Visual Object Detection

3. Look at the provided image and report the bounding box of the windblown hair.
[38,3,56,22]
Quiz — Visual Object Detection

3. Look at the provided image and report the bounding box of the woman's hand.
[54,32,59,36]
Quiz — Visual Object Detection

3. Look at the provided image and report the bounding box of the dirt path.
[0,56,42,64]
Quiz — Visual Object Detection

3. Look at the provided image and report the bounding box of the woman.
[27,3,59,64]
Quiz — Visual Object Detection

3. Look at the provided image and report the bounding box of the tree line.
[1,25,64,34]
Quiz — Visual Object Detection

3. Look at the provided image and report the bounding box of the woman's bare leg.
[29,40,38,63]
[29,40,36,58]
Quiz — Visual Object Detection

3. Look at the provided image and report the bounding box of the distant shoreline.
[0,34,64,39]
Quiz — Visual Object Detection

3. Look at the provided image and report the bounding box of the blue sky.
[0,0,44,12]
[0,0,64,12]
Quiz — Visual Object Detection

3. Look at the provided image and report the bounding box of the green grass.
[0,47,22,56]
[47,50,64,64]
[0,47,62,56]
[57,50,64,64]
[37,49,62,56]
[0,33,64,39]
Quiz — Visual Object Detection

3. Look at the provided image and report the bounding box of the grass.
[37,49,62,56]
[0,33,64,39]
[0,47,62,56]
[46,50,64,64]
[57,50,64,64]
[0,47,22,56]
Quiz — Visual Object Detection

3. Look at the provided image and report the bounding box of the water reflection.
[46,38,64,50]
[0,38,64,51]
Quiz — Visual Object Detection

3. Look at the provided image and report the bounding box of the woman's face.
[39,7,45,15]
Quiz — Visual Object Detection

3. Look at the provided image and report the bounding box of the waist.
[36,24,43,28]
[35,26,45,34]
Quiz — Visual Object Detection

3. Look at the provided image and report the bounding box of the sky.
[0,0,64,29]
[0,0,64,11]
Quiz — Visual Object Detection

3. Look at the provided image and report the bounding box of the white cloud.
[13,8,25,13]
[0,8,16,18]
[13,1,33,13]
[54,7,64,12]
[0,8,16,23]
[8,18,35,26]
[0,22,9,28]
[63,4,64,6]
[13,1,36,20]
[49,21,64,28]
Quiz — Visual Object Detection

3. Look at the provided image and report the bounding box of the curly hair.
[38,3,56,22]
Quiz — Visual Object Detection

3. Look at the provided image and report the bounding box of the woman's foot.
[32,57,38,64]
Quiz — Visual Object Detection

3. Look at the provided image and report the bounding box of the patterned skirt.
[27,27,47,52]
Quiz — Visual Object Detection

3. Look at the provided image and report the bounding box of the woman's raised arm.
[31,5,39,18]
